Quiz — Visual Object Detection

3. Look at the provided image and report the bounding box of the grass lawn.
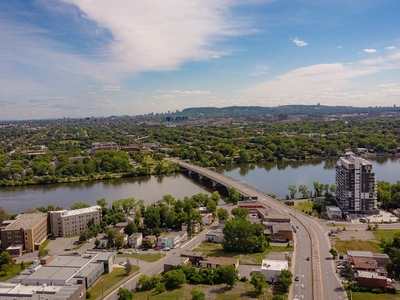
[372,229,400,242]
[333,239,382,253]
[351,292,399,300]
[192,242,291,264]
[117,253,163,263]
[132,282,273,300]
[40,238,50,250]
[293,201,313,214]
[88,267,138,299]
[0,261,33,281]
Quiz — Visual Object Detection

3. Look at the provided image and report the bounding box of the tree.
[163,269,186,289]
[144,206,161,231]
[0,206,9,224]
[231,207,249,219]
[278,269,293,293]
[251,273,267,293]
[96,198,108,208]
[220,264,238,288]
[206,199,217,214]
[0,252,13,268]
[287,184,297,199]
[124,222,137,236]
[70,202,90,210]
[216,208,229,221]
[298,184,309,198]
[38,248,49,258]
[313,182,325,197]
[125,258,132,276]
[211,191,220,203]
[227,187,241,204]
[191,289,205,300]
[155,282,166,293]
[117,288,133,300]
[329,247,338,259]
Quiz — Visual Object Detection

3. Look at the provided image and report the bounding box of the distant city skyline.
[1,1,400,120]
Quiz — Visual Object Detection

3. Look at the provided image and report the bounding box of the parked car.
[163,247,171,251]
[306,257,309,261]
[295,275,299,281]
[119,261,127,266]
[153,246,160,251]
[141,248,148,251]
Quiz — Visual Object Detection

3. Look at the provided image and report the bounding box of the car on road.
[306,257,309,261]
[163,247,171,251]
[141,248,148,251]
[153,246,160,250]
[295,275,299,281]
[119,261,127,266]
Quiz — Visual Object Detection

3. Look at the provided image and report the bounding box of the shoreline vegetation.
[1,117,399,187]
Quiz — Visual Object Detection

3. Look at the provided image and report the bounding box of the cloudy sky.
[1,0,400,120]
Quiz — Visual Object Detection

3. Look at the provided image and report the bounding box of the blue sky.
[1,0,400,120]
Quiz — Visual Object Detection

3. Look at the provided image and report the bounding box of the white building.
[157,231,187,249]
[335,152,377,213]
[128,232,143,248]
[258,259,289,283]
[49,206,102,237]
[326,206,342,220]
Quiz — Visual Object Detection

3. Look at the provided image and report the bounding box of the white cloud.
[250,64,269,76]
[63,0,245,73]
[337,46,342,49]
[385,46,396,50]
[235,49,400,107]
[293,38,308,47]
[363,49,377,53]
[102,85,121,91]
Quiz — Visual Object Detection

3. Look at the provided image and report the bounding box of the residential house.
[128,232,143,249]
[180,251,205,266]
[142,235,157,246]
[164,257,190,272]
[205,229,224,243]
[202,213,213,225]
[353,257,377,272]
[199,257,239,269]
[182,222,201,234]
[157,231,188,249]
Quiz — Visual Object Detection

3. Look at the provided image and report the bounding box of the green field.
[333,239,382,253]
[88,267,138,299]
[0,262,33,282]
[292,201,313,214]
[352,292,399,300]
[373,229,400,242]
[192,242,290,264]
[117,253,164,263]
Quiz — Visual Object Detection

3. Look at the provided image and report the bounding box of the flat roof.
[357,270,386,279]
[347,250,373,257]
[260,259,289,271]
[201,257,238,265]
[181,251,204,257]
[326,206,342,212]
[5,213,46,230]
[54,205,101,217]
[164,257,189,266]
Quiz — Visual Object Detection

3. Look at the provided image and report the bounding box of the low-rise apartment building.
[49,206,102,237]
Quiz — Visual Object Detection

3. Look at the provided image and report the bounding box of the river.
[0,156,399,213]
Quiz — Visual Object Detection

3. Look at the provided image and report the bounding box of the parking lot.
[349,210,398,224]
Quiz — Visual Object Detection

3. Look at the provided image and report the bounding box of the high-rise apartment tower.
[335,152,377,212]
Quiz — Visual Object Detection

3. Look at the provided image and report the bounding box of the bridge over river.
[167,158,272,202]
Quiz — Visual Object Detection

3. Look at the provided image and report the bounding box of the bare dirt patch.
[334,228,378,241]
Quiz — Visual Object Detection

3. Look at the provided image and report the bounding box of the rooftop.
[326,206,342,212]
[202,257,238,265]
[54,205,101,217]
[164,257,189,266]
[181,251,204,257]
[357,270,386,279]
[4,213,47,230]
[260,259,289,271]
[347,250,373,258]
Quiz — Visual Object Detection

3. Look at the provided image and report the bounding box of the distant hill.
[180,105,400,117]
